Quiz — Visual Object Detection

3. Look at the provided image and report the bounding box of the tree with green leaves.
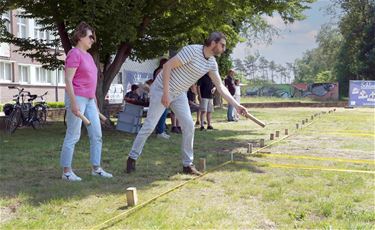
[334,0,375,96]
[0,0,315,109]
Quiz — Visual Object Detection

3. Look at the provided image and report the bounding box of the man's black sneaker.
[200,126,205,131]
[207,125,214,130]
[126,157,136,173]
[183,165,202,176]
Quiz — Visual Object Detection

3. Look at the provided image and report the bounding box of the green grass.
[0,107,374,229]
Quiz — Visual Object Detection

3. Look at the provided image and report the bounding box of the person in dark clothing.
[124,84,141,101]
[197,74,215,130]
[224,69,236,121]
[153,58,170,139]
[187,84,200,125]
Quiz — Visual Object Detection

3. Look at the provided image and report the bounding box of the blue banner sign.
[349,80,375,107]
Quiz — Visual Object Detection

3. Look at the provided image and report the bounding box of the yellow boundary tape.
[312,129,375,134]
[253,153,375,165]
[233,161,375,174]
[307,132,374,137]
[90,110,372,229]
[89,161,231,230]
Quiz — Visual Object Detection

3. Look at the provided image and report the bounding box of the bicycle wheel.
[5,108,21,134]
[35,105,47,126]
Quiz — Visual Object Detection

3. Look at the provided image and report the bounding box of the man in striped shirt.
[126,32,248,175]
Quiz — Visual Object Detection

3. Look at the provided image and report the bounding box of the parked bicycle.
[34,91,48,126]
[4,86,48,134]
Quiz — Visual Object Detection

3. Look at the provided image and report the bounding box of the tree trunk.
[95,43,132,112]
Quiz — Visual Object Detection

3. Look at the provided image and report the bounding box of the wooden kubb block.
[126,187,138,207]
[199,158,206,172]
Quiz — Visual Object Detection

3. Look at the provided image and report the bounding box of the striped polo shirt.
[154,44,218,96]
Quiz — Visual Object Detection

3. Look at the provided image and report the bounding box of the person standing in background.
[60,22,113,181]
[197,73,215,130]
[233,79,241,120]
[224,69,236,122]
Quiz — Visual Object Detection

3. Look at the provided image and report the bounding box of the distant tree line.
[294,0,374,96]
[234,0,374,97]
[234,53,294,84]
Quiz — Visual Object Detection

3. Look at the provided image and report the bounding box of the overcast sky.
[231,0,335,66]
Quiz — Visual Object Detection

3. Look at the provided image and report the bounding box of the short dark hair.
[159,58,168,67]
[204,32,226,46]
[131,84,139,91]
[72,22,96,46]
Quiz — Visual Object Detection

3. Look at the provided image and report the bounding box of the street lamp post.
[54,45,58,102]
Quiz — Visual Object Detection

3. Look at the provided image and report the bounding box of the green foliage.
[0,0,316,107]
[334,0,375,96]
[294,25,342,83]
[47,102,65,108]
[294,0,374,96]
[316,71,336,83]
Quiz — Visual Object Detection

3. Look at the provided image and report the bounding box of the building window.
[1,11,11,33]
[34,22,46,40]
[34,22,51,42]
[18,65,30,83]
[57,69,65,84]
[17,13,27,38]
[35,67,53,84]
[0,62,12,81]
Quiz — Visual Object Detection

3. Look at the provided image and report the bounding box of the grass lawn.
[0,106,374,229]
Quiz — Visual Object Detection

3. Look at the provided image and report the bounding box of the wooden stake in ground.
[270,133,274,140]
[199,158,206,172]
[275,131,280,138]
[285,128,289,135]
[296,123,299,129]
[260,139,265,147]
[247,143,253,154]
[302,120,305,125]
[311,115,314,120]
[126,187,138,207]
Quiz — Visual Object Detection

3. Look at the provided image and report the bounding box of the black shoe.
[207,125,213,130]
[171,126,179,133]
[183,165,202,176]
[126,157,136,173]
[200,126,205,131]
[177,126,182,133]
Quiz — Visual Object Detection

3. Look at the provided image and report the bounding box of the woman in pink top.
[60,22,113,181]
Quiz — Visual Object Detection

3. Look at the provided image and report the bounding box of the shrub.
[47,102,65,108]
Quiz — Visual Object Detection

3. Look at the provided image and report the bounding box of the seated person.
[124,84,148,106]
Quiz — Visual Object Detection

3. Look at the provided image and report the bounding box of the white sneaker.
[62,171,82,182]
[91,167,113,178]
[157,132,170,139]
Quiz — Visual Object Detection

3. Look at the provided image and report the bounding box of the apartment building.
[0,10,66,103]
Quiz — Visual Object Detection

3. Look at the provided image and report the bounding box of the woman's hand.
[71,103,80,117]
